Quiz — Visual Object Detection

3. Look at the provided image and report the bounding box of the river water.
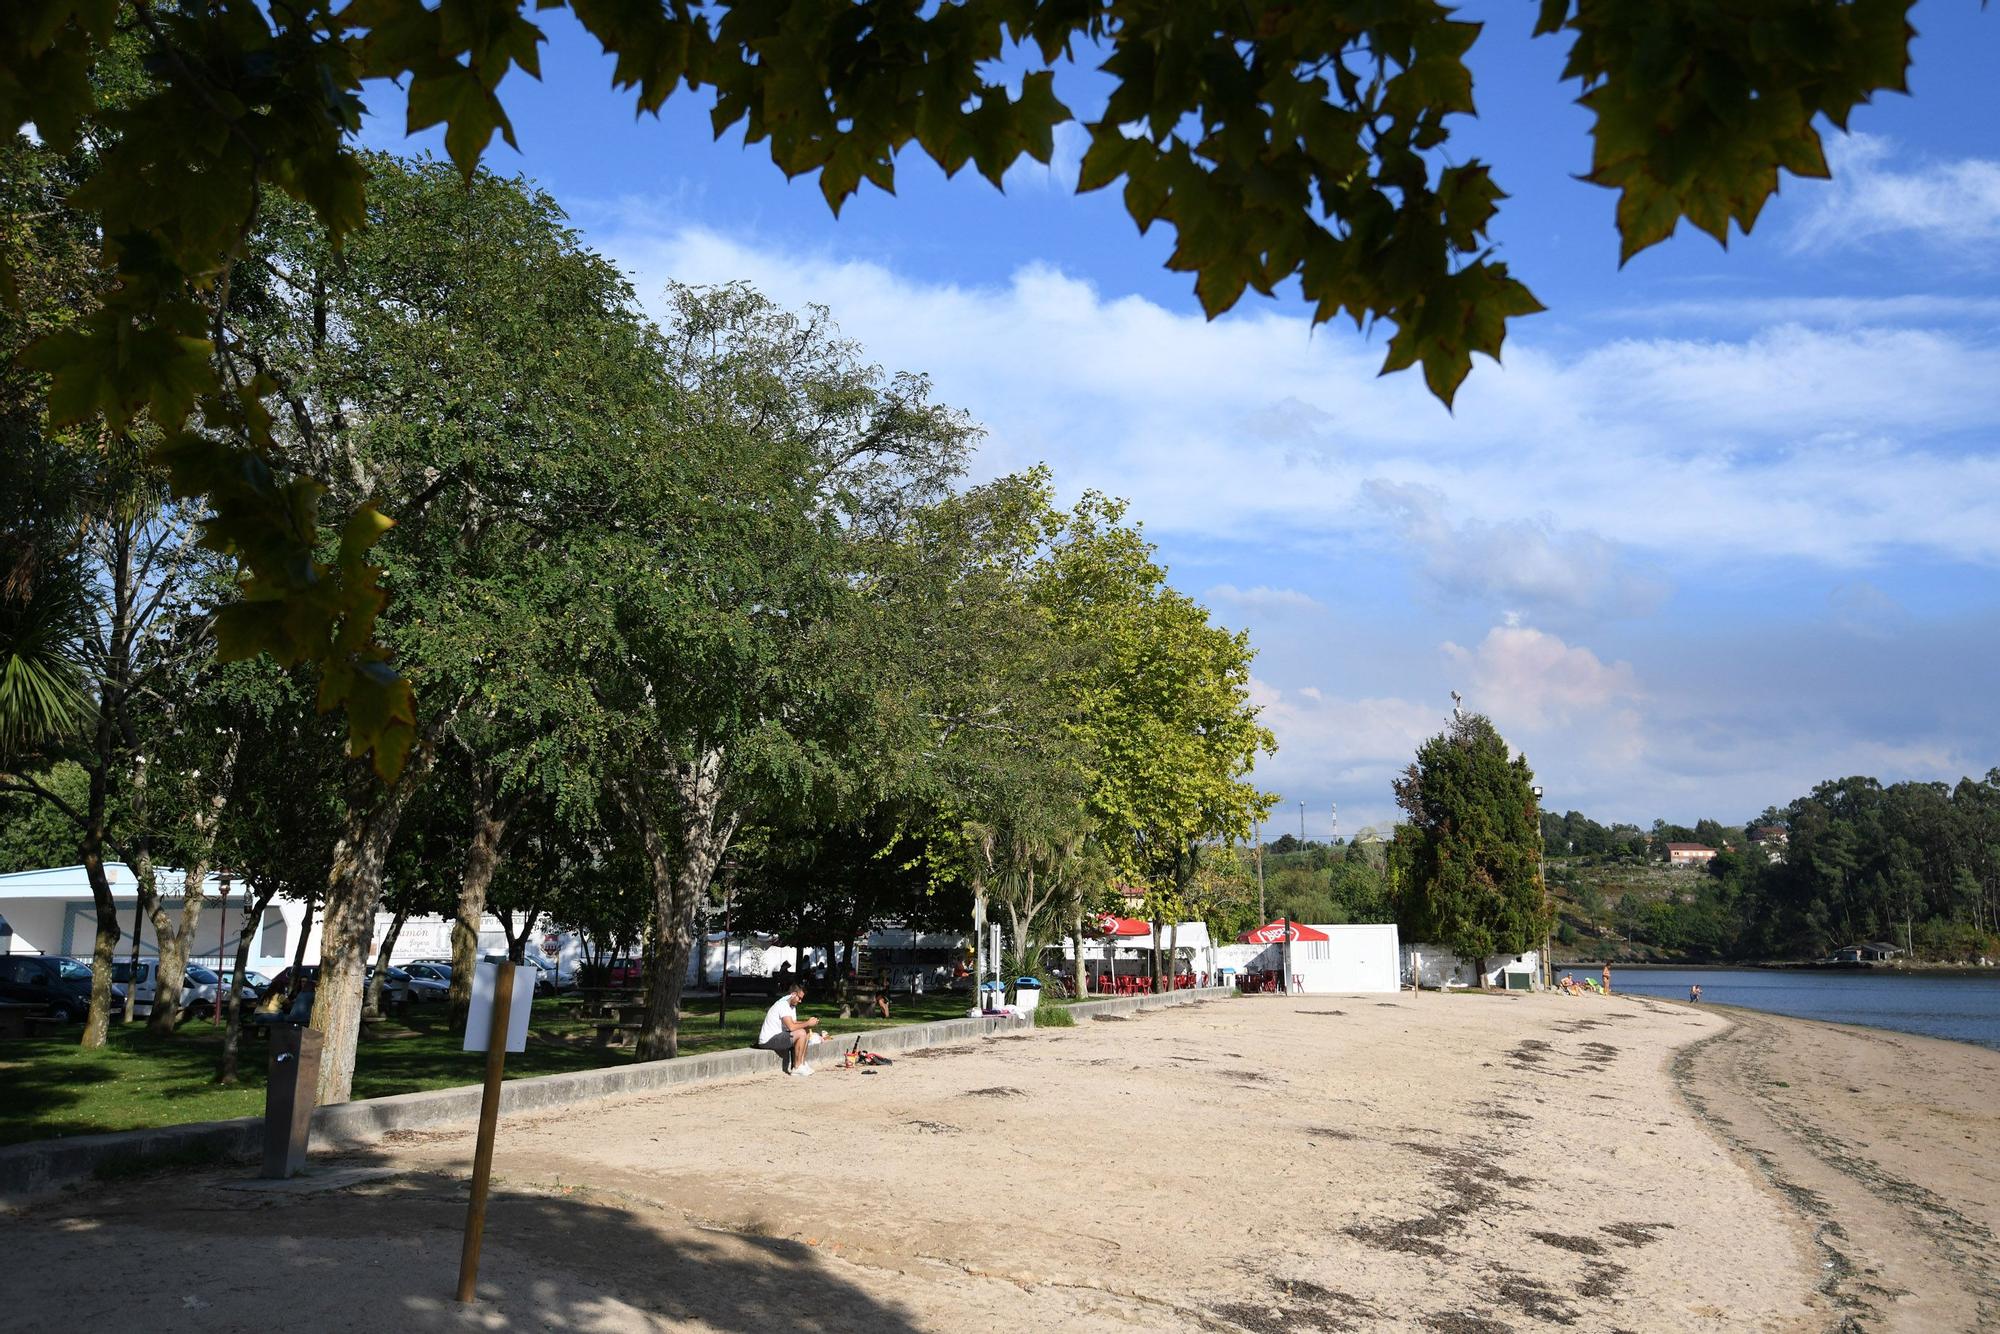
[1555,966,2000,1050]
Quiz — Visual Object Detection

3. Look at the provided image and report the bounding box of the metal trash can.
[979,979,1007,1012]
[1012,976,1042,1013]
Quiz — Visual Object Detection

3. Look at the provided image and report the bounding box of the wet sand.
[4,992,1996,1331]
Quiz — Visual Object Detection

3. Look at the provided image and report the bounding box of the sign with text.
[462,961,535,1053]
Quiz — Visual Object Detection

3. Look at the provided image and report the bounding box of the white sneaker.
[790,1063,814,1077]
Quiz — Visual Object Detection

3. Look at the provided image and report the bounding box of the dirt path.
[6,992,1988,1332]
[1673,1006,2000,1331]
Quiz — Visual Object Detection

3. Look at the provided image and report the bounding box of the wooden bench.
[594,1019,647,1047]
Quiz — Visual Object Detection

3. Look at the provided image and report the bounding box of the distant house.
[1831,942,1904,964]
[1749,825,1789,847]
[1665,842,1718,868]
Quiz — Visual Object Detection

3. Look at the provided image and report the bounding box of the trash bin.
[979,979,1007,1013]
[1012,976,1041,1013]
[1217,967,1237,990]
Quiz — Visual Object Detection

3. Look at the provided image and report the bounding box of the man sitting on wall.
[757,982,818,1077]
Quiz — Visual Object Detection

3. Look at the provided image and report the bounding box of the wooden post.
[456,960,515,1304]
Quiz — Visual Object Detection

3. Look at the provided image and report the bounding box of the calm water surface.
[1557,967,2000,1051]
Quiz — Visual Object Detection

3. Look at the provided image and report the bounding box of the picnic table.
[0,1000,49,1040]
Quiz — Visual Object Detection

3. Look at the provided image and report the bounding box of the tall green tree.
[595,283,972,1060]
[233,154,669,1103]
[1389,711,1546,984]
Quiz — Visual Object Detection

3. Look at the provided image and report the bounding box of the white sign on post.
[462,961,535,1053]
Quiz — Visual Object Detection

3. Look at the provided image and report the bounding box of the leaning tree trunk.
[365,909,408,1016]
[79,848,123,1047]
[310,739,439,1106]
[448,767,511,1030]
[217,883,278,1085]
[622,752,741,1063]
[143,734,239,1034]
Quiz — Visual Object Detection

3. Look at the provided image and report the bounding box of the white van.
[108,959,218,1017]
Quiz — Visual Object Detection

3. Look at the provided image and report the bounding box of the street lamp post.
[1253,818,1265,922]
[1298,799,1305,844]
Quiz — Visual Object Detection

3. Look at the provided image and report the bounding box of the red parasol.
[1237,920,1330,944]
[1094,914,1152,937]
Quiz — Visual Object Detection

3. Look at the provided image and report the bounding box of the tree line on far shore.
[1543,776,2000,963]
[1,135,1274,1104]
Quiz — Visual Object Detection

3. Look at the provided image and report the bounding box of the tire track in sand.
[1673,1010,2000,1332]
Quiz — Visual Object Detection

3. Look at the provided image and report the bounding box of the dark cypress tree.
[1390,713,1546,985]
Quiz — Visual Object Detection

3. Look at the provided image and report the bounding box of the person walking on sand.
[1601,964,1612,996]
[757,982,818,1077]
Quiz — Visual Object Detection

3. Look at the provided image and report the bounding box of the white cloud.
[1364,480,1666,617]
[583,210,2000,575]
[1793,133,2000,255]
[1442,624,1644,754]
[1203,584,1325,614]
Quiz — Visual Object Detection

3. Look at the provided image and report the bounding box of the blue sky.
[363,2,2000,832]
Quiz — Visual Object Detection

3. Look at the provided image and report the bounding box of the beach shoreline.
[3,992,1995,1331]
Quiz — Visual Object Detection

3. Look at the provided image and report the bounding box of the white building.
[1403,943,1543,990]
[0,865,306,975]
[0,864,579,979]
[1237,923,1400,992]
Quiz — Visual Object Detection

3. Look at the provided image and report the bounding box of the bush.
[1034,1003,1075,1028]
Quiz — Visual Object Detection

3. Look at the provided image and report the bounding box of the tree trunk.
[218,883,277,1085]
[365,910,408,1016]
[79,850,122,1047]
[621,752,741,1063]
[448,767,510,1029]
[291,892,316,973]
[1072,917,1086,998]
[1169,918,1181,990]
[1150,914,1164,992]
[971,885,988,1009]
[838,936,856,1019]
[142,733,239,1033]
[309,737,439,1106]
[141,854,200,1035]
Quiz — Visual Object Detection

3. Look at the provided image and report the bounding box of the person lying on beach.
[756,982,818,1077]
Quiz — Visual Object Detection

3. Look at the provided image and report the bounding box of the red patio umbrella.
[1093,915,1150,993]
[1237,920,1331,944]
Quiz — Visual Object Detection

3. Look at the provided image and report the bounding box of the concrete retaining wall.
[0,988,1232,1205]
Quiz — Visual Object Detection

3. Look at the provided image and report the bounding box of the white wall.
[1287,924,1401,993]
[1403,944,1542,990]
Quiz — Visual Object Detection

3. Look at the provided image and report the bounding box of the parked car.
[403,961,451,1000]
[0,955,123,1022]
[402,966,449,1002]
[606,957,643,986]
[109,958,206,1017]
[217,969,271,1003]
[364,965,414,1006]
[181,964,223,1017]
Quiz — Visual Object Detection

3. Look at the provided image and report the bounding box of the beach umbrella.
[1237,920,1330,944]
[1094,915,1148,992]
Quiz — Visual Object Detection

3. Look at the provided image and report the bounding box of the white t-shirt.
[758,996,797,1044]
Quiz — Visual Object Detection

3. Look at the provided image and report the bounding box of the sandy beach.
[6,992,1997,1332]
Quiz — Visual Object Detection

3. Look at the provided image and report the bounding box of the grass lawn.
[0,990,991,1147]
